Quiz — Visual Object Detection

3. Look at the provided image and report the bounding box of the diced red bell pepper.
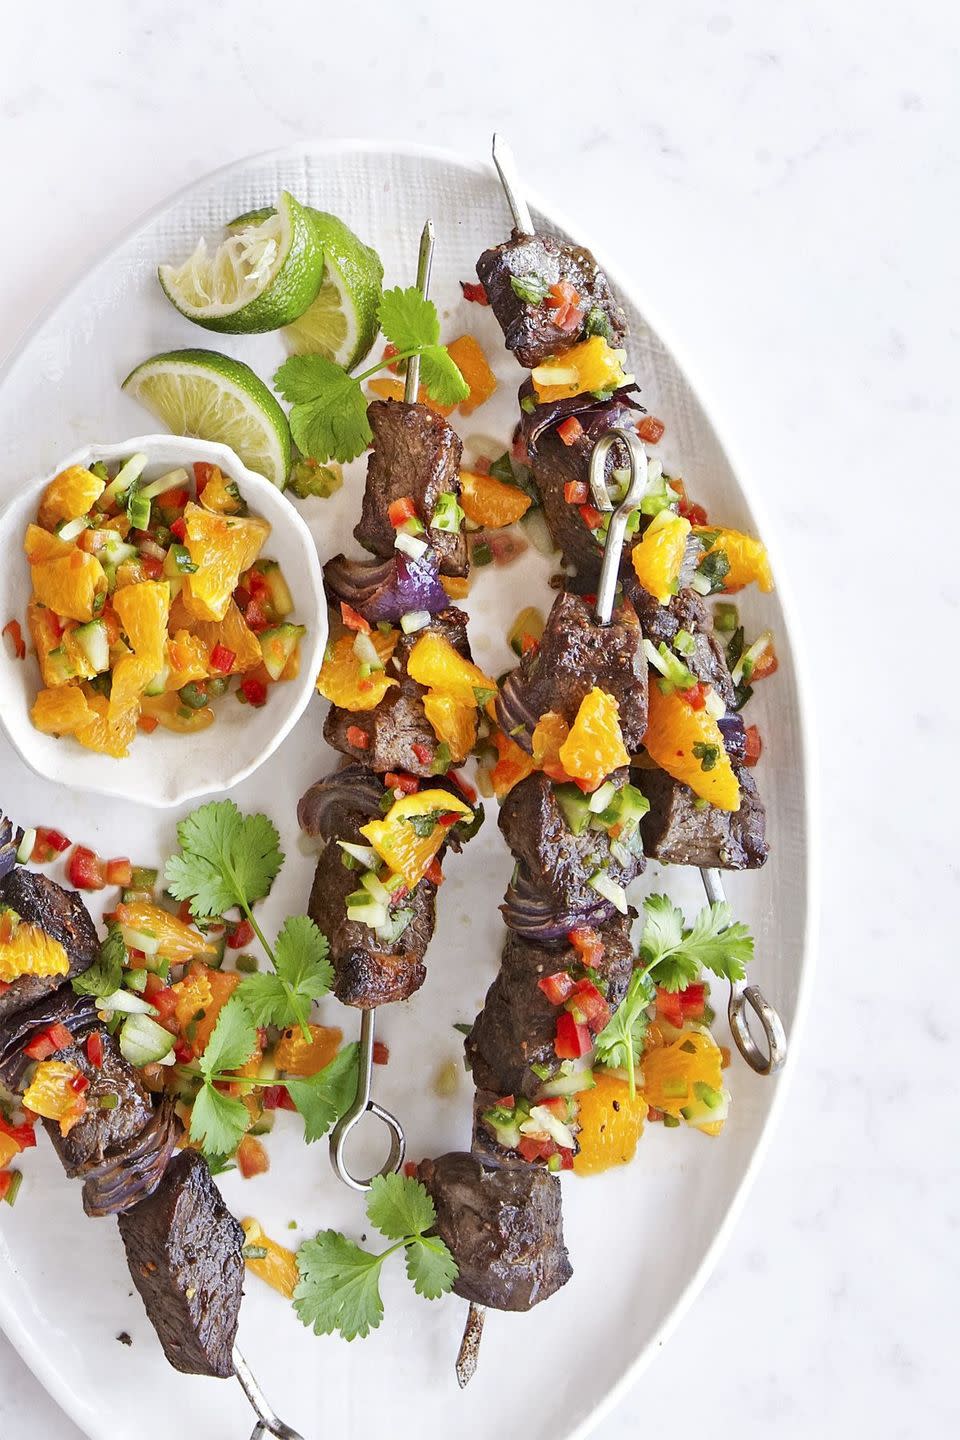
[209,643,236,675]
[85,1032,104,1069]
[0,1114,37,1150]
[244,599,271,634]
[3,619,25,661]
[384,771,419,795]
[557,417,585,448]
[240,675,268,707]
[637,415,665,444]
[174,1039,194,1065]
[193,462,215,496]
[424,858,444,887]
[565,978,611,1032]
[449,770,477,805]
[169,517,188,543]
[69,1071,89,1094]
[233,585,252,611]
[141,554,165,581]
[228,918,255,949]
[546,280,581,310]
[23,1022,74,1061]
[579,504,603,531]
[0,1171,20,1204]
[31,827,71,863]
[345,724,370,751]
[340,602,371,634]
[751,645,779,681]
[518,1135,557,1164]
[410,742,432,765]
[682,682,707,711]
[554,1010,592,1059]
[678,982,707,1020]
[68,846,105,891]
[567,927,605,969]
[460,281,489,305]
[655,987,685,1029]
[372,1041,390,1065]
[744,725,762,767]
[237,1135,269,1179]
[157,486,190,512]
[520,633,539,658]
[538,971,575,1006]
[388,496,418,528]
[497,1095,516,1109]
[105,857,133,887]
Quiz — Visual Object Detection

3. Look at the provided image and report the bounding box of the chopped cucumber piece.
[145,667,169,696]
[611,783,650,832]
[16,829,36,865]
[431,491,465,534]
[337,841,379,869]
[130,866,158,890]
[400,610,431,635]
[374,906,414,945]
[119,1013,175,1067]
[98,453,148,508]
[588,780,618,814]
[261,623,306,682]
[123,968,148,993]
[539,1067,596,1098]
[555,784,591,836]
[140,467,189,501]
[100,537,138,568]
[482,1110,522,1151]
[394,530,429,560]
[120,925,161,956]
[259,560,294,618]
[45,646,78,685]
[73,620,110,675]
[345,891,388,928]
[98,988,158,1016]
[127,489,151,531]
[681,1083,730,1129]
[359,869,391,907]
[57,516,91,542]
[588,869,628,914]
[522,1104,576,1150]
[165,543,197,576]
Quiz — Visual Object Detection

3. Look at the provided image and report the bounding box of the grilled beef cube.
[623,578,736,707]
[0,989,97,1091]
[476,229,627,369]
[81,1098,180,1218]
[499,770,644,921]
[45,1030,154,1178]
[638,763,768,869]
[0,869,98,1023]
[324,608,473,776]
[517,384,643,573]
[118,1150,244,1378]
[496,591,647,753]
[466,917,634,1098]
[354,400,467,577]
[417,1151,572,1311]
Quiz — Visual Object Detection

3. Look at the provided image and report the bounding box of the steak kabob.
[429,430,652,1385]
[300,221,489,1188]
[0,815,304,1440]
[480,134,786,1072]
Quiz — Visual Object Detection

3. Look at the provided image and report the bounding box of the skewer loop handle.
[700,867,787,1075]
[330,1009,406,1191]
[588,427,648,627]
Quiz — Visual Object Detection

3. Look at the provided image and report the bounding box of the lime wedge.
[122,349,293,489]
[158,192,324,335]
[228,206,383,370]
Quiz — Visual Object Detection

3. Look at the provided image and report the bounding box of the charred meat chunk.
[118,1150,244,1378]
[81,1097,180,1218]
[324,608,473,777]
[417,1151,572,1311]
[354,400,467,577]
[0,989,97,1091]
[476,228,627,369]
[44,1029,154,1177]
[466,916,634,1098]
[638,763,768,869]
[622,578,736,708]
[518,386,644,575]
[0,869,98,1023]
[496,592,647,753]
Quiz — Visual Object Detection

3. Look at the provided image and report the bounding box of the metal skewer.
[492,133,535,235]
[233,1346,306,1440]
[329,220,437,1192]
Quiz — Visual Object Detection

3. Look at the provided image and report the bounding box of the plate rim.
[0,136,819,1440]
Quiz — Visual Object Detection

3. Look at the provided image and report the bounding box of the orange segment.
[115,903,217,965]
[113,581,170,670]
[631,512,691,605]
[186,600,262,674]
[367,377,454,416]
[406,631,497,708]
[558,688,630,789]
[531,336,630,403]
[198,465,244,516]
[274,1023,342,1077]
[140,692,215,734]
[76,691,139,758]
[460,470,531,529]
[165,631,210,689]
[38,466,105,530]
[241,1218,300,1300]
[531,710,570,778]
[22,1060,87,1136]
[182,503,270,621]
[31,686,93,736]
[25,523,73,563]
[0,920,70,982]
[490,728,535,799]
[28,603,69,688]
[447,335,497,415]
[693,525,773,593]
[642,1026,725,1124]
[30,551,106,623]
[109,654,155,724]
[573,1073,648,1175]
[315,631,398,711]
[360,788,473,887]
[422,690,476,762]
[642,687,740,811]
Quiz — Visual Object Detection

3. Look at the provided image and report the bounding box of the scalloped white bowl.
[0,434,326,808]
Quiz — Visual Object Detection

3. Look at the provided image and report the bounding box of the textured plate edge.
[0,136,817,1440]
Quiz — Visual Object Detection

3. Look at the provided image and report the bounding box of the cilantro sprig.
[294,1173,458,1341]
[164,801,332,1039]
[594,894,754,1094]
[72,924,126,998]
[187,994,360,1161]
[274,286,469,464]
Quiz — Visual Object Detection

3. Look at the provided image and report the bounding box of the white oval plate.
[0,142,813,1440]
[0,434,326,808]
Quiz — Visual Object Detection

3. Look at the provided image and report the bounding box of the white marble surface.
[0,3,955,1438]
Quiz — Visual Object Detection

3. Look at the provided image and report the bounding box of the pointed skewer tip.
[455,1302,486,1388]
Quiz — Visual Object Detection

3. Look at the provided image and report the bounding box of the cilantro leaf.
[284,1043,360,1144]
[593,966,653,1094]
[417,345,469,407]
[639,894,685,965]
[404,1236,458,1299]
[72,925,125,998]
[199,995,259,1080]
[679,902,754,983]
[294,1231,385,1341]
[189,1082,250,1158]
[378,285,440,351]
[274,355,372,466]
[365,1172,436,1241]
[238,916,332,1034]
[164,800,282,920]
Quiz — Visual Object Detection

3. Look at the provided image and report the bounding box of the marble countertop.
[1,2,956,1437]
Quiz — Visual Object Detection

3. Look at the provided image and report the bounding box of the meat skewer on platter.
[0,818,305,1440]
[485,132,786,1074]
